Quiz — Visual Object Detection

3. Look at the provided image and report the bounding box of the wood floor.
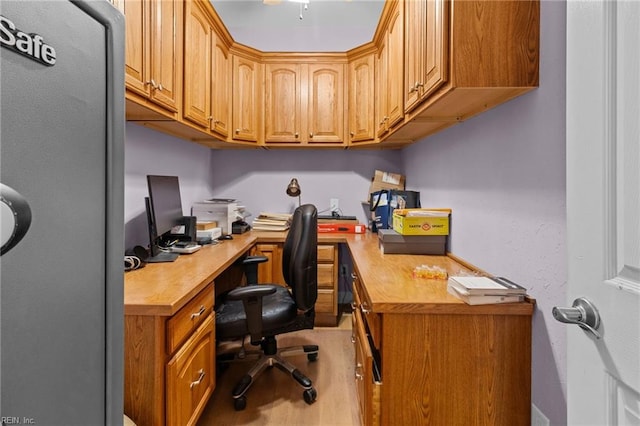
[197,314,360,425]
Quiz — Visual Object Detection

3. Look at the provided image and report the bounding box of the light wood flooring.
[197,314,359,425]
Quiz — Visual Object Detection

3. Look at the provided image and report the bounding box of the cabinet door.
[385,2,403,129]
[149,0,181,112]
[166,315,215,426]
[404,0,449,113]
[264,63,303,143]
[375,37,389,139]
[211,34,231,138]
[307,64,345,144]
[121,0,148,97]
[183,0,211,128]
[348,54,376,144]
[253,244,285,285]
[232,56,261,143]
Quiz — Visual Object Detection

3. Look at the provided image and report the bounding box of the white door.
[565,0,640,424]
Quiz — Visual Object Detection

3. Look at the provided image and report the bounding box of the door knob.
[552,297,601,339]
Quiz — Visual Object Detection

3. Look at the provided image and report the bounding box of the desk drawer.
[352,272,381,350]
[315,289,335,314]
[318,263,335,289]
[166,315,215,426]
[167,282,214,354]
[317,244,336,262]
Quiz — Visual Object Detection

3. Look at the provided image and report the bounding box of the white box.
[196,227,222,241]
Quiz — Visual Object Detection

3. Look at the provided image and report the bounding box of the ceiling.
[210,0,385,52]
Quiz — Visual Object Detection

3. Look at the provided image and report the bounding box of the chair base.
[218,338,319,411]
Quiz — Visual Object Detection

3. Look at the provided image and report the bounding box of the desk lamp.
[286,178,301,206]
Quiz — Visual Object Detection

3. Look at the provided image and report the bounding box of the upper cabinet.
[183,0,231,141]
[387,0,539,146]
[348,51,376,144]
[404,0,448,113]
[264,60,346,146]
[117,0,182,118]
[375,1,403,139]
[122,0,539,150]
[183,0,212,129]
[231,54,262,144]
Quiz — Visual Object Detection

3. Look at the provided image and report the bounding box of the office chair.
[215,204,319,411]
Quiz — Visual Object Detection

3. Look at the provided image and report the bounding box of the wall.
[124,123,214,249]
[401,1,567,424]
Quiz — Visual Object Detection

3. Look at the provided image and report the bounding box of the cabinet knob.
[157,83,164,91]
[208,116,213,122]
[309,132,313,138]
[295,132,299,138]
[350,131,355,137]
[235,129,240,134]
[145,79,157,89]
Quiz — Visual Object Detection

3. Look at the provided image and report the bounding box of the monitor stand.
[147,251,179,263]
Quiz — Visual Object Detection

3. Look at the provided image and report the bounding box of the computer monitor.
[145,175,183,263]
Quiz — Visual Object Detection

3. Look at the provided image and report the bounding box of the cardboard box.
[378,229,446,255]
[392,209,451,235]
[368,170,405,196]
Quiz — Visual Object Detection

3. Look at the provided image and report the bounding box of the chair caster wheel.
[234,396,247,411]
[303,388,317,405]
[307,353,318,362]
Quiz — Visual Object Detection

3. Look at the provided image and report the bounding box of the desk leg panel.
[125,315,167,426]
[381,313,532,426]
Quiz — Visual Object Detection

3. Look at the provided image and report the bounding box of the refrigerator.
[0,1,124,424]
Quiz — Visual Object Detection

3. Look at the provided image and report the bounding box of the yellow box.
[392,209,451,235]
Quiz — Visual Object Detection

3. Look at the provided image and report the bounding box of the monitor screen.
[147,175,183,238]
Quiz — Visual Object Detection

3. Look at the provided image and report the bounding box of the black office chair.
[215,204,319,411]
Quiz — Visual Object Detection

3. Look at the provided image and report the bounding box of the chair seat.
[216,286,297,340]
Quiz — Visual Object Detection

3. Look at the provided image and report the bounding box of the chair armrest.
[226,285,277,301]
[227,284,279,343]
[242,255,269,285]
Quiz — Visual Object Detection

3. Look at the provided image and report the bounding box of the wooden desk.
[124,233,256,426]
[346,232,534,425]
[124,231,533,426]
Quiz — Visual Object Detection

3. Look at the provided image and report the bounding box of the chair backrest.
[282,204,318,312]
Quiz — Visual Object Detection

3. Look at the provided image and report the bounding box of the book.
[447,284,524,305]
[252,212,292,232]
[447,276,527,296]
[317,223,366,234]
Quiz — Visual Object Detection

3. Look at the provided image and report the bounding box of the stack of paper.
[252,212,292,231]
[447,276,526,305]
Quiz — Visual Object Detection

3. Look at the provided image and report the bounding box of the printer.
[191,199,237,236]
[191,199,249,236]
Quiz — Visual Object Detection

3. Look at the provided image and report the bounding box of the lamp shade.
[286,178,301,197]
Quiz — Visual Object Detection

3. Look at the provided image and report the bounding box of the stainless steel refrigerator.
[0,1,124,424]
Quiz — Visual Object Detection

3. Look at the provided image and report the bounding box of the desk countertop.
[124,230,533,317]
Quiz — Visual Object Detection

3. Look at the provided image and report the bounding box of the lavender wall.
[124,1,567,423]
[401,1,567,424]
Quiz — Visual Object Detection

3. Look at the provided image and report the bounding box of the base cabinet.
[351,262,532,426]
[125,283,215,426]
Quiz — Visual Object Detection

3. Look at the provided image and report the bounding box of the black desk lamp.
[286,178,301,206]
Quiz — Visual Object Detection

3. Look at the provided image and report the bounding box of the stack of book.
[251,212,292,231]
[447,276,527,305]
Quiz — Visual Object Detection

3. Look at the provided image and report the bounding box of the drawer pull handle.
[360,304,371,315]
[190,369,206,389]
[355,363,364,380]
[191,305,206,320]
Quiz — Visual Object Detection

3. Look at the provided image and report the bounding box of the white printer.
[191,199,239,236]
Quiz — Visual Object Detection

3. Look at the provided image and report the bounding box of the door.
[0,1,124,424]
[565,1,640,424]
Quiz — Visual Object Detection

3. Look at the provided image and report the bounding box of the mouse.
[220,234,233,240]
